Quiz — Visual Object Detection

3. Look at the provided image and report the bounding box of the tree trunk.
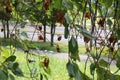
[2,20,6,39]
[6,20,9,38]
[43,24,46,42]
[50,24,55,46]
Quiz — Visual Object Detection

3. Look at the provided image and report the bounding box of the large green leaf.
[13,62,19,70]
[77,25,95,40]
[96,66,112,80]
[69,36,79,61]
[9,74,15,80]
[0,70,8,80]
[11,62,24,77]
[12,67,24,77]
[96,67,105,80]
[99,59,109,68]
[66,60,82,80]
[66,61,76,77]
[5,55,16,62]
[69,36,78,53]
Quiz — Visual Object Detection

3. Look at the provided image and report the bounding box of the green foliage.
[0,47,24,80]
[21,31,29,38]
[100,0,113,8]
[116,52,120,69]
[117,29,120,40]
[77,25,95,40]
[98,59,109,68]
[107,19,113,27]
[69,36,79,61]
[66,60,82,80]
[1,0,120,80]
[90,63,96,75]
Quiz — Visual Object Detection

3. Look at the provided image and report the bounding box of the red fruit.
[38,35,44,40]
[43,57,49,68]
[57,35,62,41]
[53,9,66,24]
[56,45,60,52]
[6,4,12,13]
[84,37,90,43]
[85,12,91,19]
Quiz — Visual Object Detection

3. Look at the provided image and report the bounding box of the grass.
[0,38,86,54]
[14,50,69,80]
[12,50,120,80]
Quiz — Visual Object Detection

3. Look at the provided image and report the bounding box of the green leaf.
[117,29,120,40]
[90,63,96,75]
[66,60,82,80]
[69,36,79,61]
[7,62,14,70]
[96,67,105,80]
[9,74,15,80]
[21,31,28,38]
[1,47,10,58]
[69,36,78,53]
[64,23,69,39]
[0,70,8,80]
[99,59,109,68]
[50,0,62,9]
[77,25,95,40]
[107,19,113,27]
[12,67,24,77]
[62,0,73,9]
[75,70,81,80]
[96,66,112,80]
[5,55,16,62]
[100,0,113,8]
[113,75,120,80]
[64,13,71,24]
[13,62,19,70]
[116,53,120,69]
[66,61,76,77]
